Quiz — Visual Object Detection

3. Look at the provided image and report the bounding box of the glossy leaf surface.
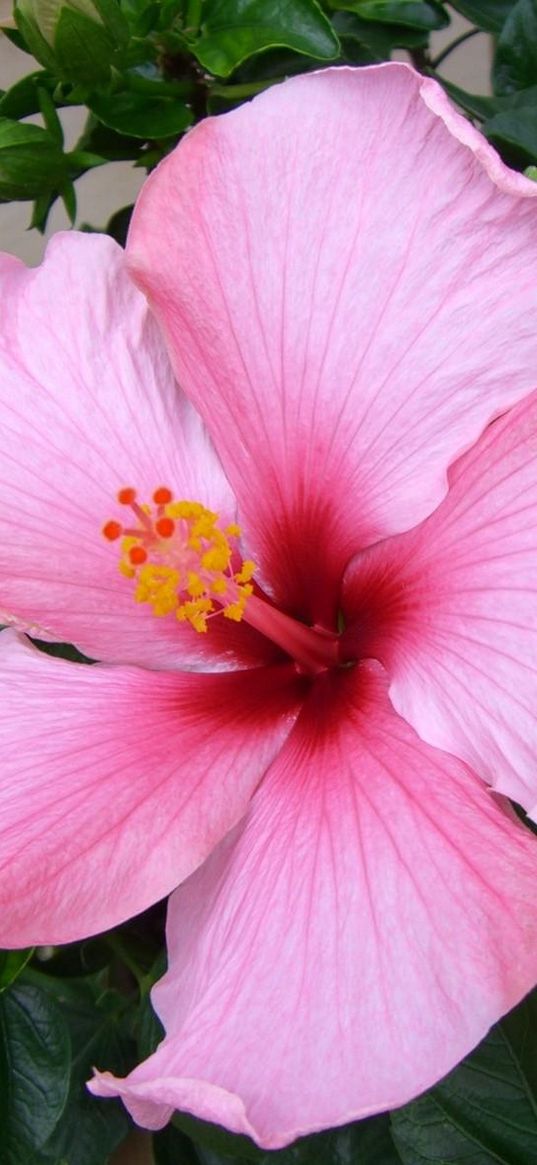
[190,0,339,77]
[391,990,537,1165]
[0,983,70,1165]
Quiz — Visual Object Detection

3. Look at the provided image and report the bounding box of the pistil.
[243,595,340,673]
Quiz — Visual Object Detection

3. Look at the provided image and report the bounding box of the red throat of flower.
[103,487,341,674]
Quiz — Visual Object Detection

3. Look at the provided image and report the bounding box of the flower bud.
[17,0,103,45]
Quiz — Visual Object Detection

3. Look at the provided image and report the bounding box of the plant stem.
[431,27,481,70]
[106,934,146,991]
[185,0,202,36]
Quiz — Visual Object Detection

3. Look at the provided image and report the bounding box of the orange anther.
[129,545,148,566]
[102,520,122,541]
[156,517,175,539]
[153,487,173,505]
[118,487,136,505]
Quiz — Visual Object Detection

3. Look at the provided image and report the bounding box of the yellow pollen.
[235,560,256,584]
[187,572,206,598]
[102,488,256,633]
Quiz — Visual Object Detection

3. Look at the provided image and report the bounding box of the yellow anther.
[166,500,207,520]
[177,598,212,633]
[223,584,253,622]
[103,489,256,635]
[201,546,230,572]
[224,601,247,622]
[235,560,256,584]
[187,572,205,598]
[193,516,217,538]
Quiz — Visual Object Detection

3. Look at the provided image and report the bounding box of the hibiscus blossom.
[1,63,537,1149]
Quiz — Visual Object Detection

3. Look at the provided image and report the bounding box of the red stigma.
[118,487,136,505]
[153,487,172,505]
[129,546,148,566]
[102,520,122,541]
[156,517,175,538]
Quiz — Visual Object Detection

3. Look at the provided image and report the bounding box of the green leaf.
[30,190,57,232]
[30,977,134,1165]
[14,6,58,70]
[68,149,109,170]
[449,0,515,32]
[61,179,76,221]
[329,1,448,31]
[485,96,537,163]
[440,76,537,134]
[0,949,34,992]
[136,991,165,1060]
[190,0,340,78]
[172,1112,265,1162]
[438,77,499,119]
[154,1123,201,1165]
[256,1116,401,1165]
[440,75,537,128]
[37,83,64,144]
[333,10,429,59]
[76,114,144,161]
[178,1113,401,1164]
[0,24,31,53]
[125,0,162,36]
[30,638,95,664]
[16,0,128,79]
[0,117,69,200]
[0,983,70,1165]
[92,0,130,44]
[88,89,193,137]
[0,71,58,119]
[391,989,537,1165]
[101,202,134,245]
[281,1116,399,1165]
[213,43,324,85]
[53,8,118,84]
[493,0,537,94]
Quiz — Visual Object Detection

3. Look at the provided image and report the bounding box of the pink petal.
[90,666,537,1147]
[0,233,270,671]
[128,64,537,624]
[0,631,302,945]
[343,389,537,817]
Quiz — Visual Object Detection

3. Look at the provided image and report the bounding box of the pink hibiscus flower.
[1,63,537,1149]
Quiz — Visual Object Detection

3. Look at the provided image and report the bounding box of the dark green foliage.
[493,0,537,93]
[29,978,134,1165]
[0,117,69,200]
[0,983,71,1164]
[329,1,448,32]
[449,0,515,32]
[2,0,535,230]
[188,0,340,76]
[391,992,537,1165]
[88,87,193,136]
